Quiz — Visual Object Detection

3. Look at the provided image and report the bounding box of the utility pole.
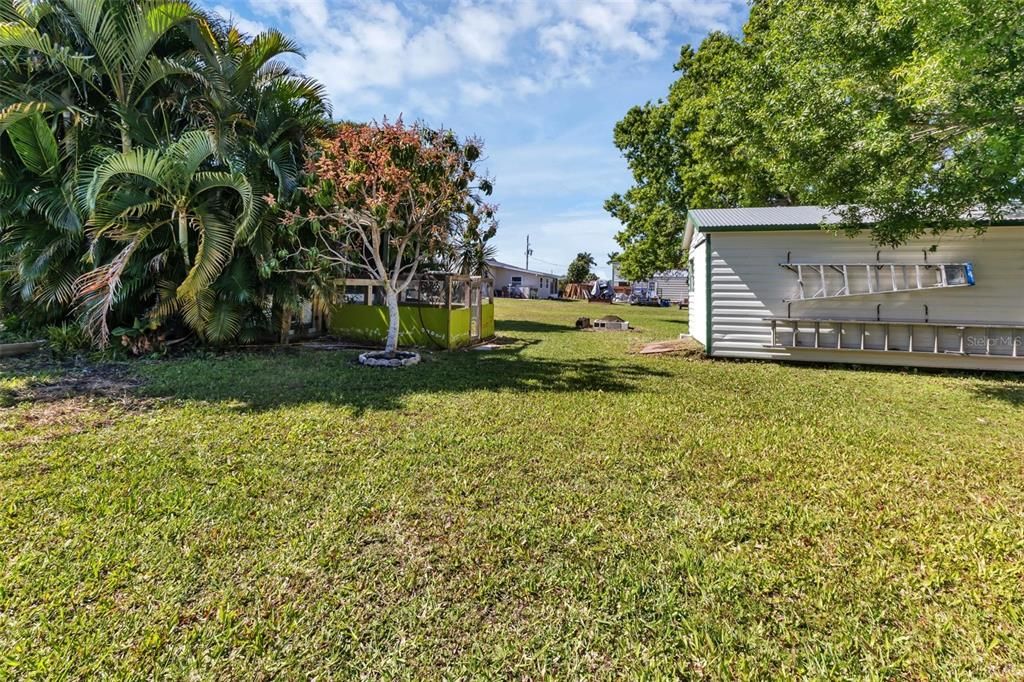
[525,235,533,270]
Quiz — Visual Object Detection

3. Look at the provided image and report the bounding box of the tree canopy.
[607,0,1024,278]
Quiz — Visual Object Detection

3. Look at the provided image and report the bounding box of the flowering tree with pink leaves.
[279,120,495,355]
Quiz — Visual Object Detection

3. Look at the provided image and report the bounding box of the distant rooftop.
[485,258,561,277]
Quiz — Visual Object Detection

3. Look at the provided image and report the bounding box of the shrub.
[46,323,89,359]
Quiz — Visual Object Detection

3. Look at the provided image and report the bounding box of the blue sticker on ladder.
[965,262,975,285]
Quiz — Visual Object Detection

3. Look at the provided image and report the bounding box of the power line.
[530,257,568,270]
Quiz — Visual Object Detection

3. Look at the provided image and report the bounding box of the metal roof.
[485,258,561,277]
[688,206,847,229]
[687,205,1024,231]
[682,204,1024,250]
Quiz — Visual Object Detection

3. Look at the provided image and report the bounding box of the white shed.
[485,259,560,299]
[685,205,1024,372]
[651,269,689,305]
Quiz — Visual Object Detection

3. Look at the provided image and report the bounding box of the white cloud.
[249,0,328,27]
[405,26,459,78]
[447,4,514,64]
[458,81,502,107]
[538,21,582,60]
[238,0,746,117]
[510,76,543,97]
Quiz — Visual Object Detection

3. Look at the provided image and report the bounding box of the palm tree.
[566,252,597,283]
[0,0,205,153]
[81,129,254,341]
[0,102,101,319]
[186,19,332,340]
[607,251,620,283]
[0,1,331,346]
[0,0,206,327]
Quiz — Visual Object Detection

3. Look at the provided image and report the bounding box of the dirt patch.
[632,336,706,357]
[1,363,152,448]
[17,396,109,426]
[18,365,142,403]
[4,396,121,447]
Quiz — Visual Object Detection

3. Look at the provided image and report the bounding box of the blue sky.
[208,0,749,277]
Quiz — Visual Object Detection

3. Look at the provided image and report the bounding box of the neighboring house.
[685,205,1024,372]
[486,259,561,299]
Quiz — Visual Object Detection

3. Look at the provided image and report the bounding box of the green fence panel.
[481,303,495,339]
[448,307,471,348]
[329,305,451,348]
[330,301,493,350]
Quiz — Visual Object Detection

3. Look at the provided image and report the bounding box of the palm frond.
[7,112,59,177]
[190,169,253,227]
[87,146,167,214]
[124,1,195,75]
[75,227,150,344]
[0,101,53,136]
[165,128,217,177]
[176,207,233,299]
[178,283,213,336]
[232,29,302,92]
[205,297,241,342]
[134,55,205,104]
[0,20,93,76]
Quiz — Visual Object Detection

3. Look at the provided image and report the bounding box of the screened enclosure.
[328,274,495,349]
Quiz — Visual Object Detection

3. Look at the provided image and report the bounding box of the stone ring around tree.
[358,351,421,368]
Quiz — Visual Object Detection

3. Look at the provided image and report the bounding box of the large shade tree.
[606,26,794,281]
[281,120,496,355]
[744,0,1024,244]
[607,0,1024,272]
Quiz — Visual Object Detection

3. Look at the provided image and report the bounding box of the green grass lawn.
[3,299,1024,678]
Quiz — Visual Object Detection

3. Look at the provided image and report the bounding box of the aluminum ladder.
[779,262,974,302]
[766,316,1024,357]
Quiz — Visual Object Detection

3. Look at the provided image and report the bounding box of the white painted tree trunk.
[384,288,400,355]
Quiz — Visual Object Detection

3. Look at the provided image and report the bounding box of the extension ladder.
[766,316,1024,358]
[779,262,974,302]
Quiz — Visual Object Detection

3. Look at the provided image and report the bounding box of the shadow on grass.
[494,320,574,334]
[134,343,671,414]
[709,354,1024,405]
[968,382,1024,405]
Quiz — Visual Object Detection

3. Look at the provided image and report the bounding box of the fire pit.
[592,315,630,331]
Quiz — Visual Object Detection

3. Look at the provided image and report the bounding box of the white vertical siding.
[653,275,689,304]
[706,226,1024,371]
[689,239,707,345]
